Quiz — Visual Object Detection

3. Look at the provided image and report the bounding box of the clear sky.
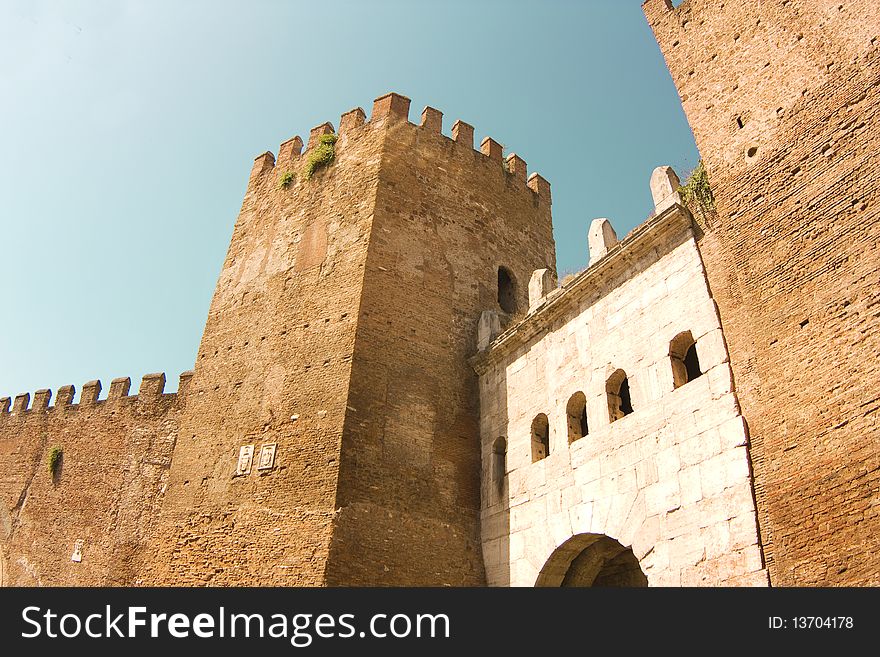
[0,0,699,400]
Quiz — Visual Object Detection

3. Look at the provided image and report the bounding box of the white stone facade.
[473,184,768,587]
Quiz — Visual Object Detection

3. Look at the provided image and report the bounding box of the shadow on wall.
[483,363,511,586]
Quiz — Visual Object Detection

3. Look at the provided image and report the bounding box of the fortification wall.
[140,107,387,586]
[326,96,555,585]
[474,193,766,586]
[646,0,880,584]
[140,92,555,585]
[0,372,189,585]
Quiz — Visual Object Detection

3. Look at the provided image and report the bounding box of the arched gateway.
[535,533,647,587]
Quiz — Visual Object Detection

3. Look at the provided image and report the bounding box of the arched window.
[531,414,550,462]
[566,392,588,443]
[492,437,507,484]
[498,266,517,314]
[670,331,702,388]
[606,369,633,422]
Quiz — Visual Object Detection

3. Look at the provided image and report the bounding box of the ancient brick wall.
[0,373,188,585]
[645,0,880,584]
[140,94,555,586]
[325,95,555,585]
[473,196,766,586]
[140,110,387,586]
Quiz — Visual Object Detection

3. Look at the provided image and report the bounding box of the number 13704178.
[769,617,854,629]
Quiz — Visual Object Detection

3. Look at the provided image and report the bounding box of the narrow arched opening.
[498,266,518,314]
[566,392,588,443]
[531,413,550,462]
[670,330,703,388]
[492,436,507,485]
[606,369,633,422]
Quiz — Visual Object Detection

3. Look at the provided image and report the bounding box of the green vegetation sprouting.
[47,445,63,477]
[278,170,296,189]
[677,161,715,213]
[302,134,338,180]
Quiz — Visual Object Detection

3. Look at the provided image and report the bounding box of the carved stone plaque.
[257,443,277,471]
[71,539,84,563]
[236,444,254,476]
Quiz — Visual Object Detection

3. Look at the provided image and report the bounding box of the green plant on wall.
[278,170,296,189]
[302,133,338,180]
[47,446,63,477]
[677,161,715,213]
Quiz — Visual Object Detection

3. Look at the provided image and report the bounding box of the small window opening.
[606,370,634,422]
[498,266,517,314]
[492,437,507,484]
[670,331,703,388]
[566,392,589,444]
[684,344,701,381]
[619,379,633,415]
[736,116,744,129]
[531,414,550,462]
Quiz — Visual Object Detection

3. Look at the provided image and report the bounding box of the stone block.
[696,328,729,369]
[645,477,681,515]
[632,514,660,559]
[702,521,732,560]
[679,464,702,505]
[699,453,728,498]
[569,502,594,535]
[668,532,706,568]
[729,512,761,550]
[718,415,749,449]
[528,268,557,313]
[588,218,618,266]
[650,166,682,214]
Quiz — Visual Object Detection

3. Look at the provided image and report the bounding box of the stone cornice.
[470,204,695,375]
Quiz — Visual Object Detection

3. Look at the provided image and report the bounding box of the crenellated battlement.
[0,370,194,421]
[247,91,551,202]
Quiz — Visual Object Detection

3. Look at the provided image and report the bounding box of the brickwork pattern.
[646,0,880,584]
[0,373,188,585]
[0,93,556,587]
[326,96,555,585]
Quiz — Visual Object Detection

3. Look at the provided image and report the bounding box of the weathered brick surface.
[140,94,555,586]
[140,110,387,586]
[0,374,186,585]
[326,99,555,585]
[0,94,554,587]
[645,0,880,585]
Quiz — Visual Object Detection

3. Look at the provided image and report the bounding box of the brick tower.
[143,93,555,585]
[644,0,880,584]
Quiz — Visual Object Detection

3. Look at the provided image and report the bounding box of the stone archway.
[535,533,647,587]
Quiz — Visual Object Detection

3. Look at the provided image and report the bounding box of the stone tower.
[143,93,555,585]
[645,0,880,584]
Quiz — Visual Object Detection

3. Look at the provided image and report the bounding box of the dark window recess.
[684,343,702,382]
[670,331,702,388]
[619,378,634,415]
[492,437,507,484]
[531,414,550,462]
[566,392,589,443]
[607,370,634,422]
[498,267,517,313]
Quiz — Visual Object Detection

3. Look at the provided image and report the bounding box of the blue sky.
[0,0,698,399]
